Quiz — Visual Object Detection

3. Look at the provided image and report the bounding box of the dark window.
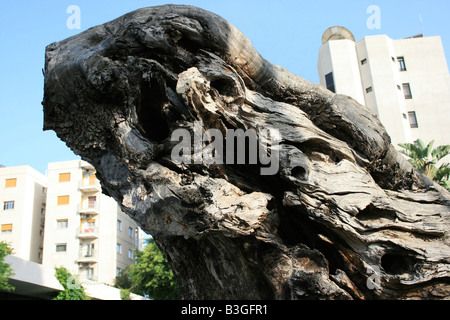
[56,244,67,253]
[1,224,12,233]
[408,111,418,128]
[325,72,335,93]
[3,201,14,210]
[403,83,413,99]
[398,57,407,71]
[88,196,96,208]
[361,59,367,65]
[366,86,373,93]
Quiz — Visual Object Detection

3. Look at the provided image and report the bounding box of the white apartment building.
[42,160,144,286]
[0,165,47,263]
[318,26,450,148]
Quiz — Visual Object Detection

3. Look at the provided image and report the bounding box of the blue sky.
[1,0,449,175]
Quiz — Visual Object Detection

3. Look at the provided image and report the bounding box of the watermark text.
[171,122,281,176]
[66,5,81,30]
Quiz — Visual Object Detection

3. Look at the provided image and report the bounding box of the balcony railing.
[79,274,98,282]
[77,226,99,238]
[79,205,100,216]
[77,248,98,263]
[79,197,100,215]
[79,182,101,193]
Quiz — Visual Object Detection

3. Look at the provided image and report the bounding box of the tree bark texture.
[42,5,450,299]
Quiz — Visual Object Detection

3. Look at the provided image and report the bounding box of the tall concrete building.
[0,166,47,263]
[42,160,144,286]
[318,26,450,148]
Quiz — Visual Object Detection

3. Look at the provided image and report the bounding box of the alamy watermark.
[367,5,381,30]
[67,274,82,290]
[366,265,381,290]
[171,121,281,176]
[66,5,81,30]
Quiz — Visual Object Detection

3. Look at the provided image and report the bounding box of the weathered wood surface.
[43,5,450,299]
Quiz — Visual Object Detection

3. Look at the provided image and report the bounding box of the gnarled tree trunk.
[42,5,450,299]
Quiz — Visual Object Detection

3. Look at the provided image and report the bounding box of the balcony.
[79,274,98,282]
[80,169,101,193]
[77,249,98,263]
[79,199,100,216]
[79,183,101,193]
[79,206,100,216]
[77,226,99,239]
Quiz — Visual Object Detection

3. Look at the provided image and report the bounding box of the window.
[403,83,413,99]
[88,196,96,208]
[56,244,67,252]
[361,59,367,65]
[117,243,122,254]
[128,249,133,259]
[1,224,12,233]
[408,111,419,128]
[57,219,68,229]
[3,201,14,210]
[57,195,70,206]
[117,268,122,276]
[86,219,95,227]
[86,268,94,280]
[135,228,139,248]
[82,171,97,186]
[325,72,335,93]
[117,220,122,231]
[84,243,94,257]
[129,227,133,238]
[366,87,373,93]
[58,173,71,183]
[80,243,94,258]
[5,178,16,188]
[89,173,96,185]
[398,57,407,71]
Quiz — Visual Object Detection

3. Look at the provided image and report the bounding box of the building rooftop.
[1,255,149,300]
[322,26,355,44]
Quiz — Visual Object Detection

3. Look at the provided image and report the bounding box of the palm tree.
[398,139,450,190]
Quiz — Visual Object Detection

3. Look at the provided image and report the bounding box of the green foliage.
[120,288,131,300]
[53,267,90,300]
[0,241,15,292]
[399,139,450,190]
[114,265,132,289]
[114,266,132,300]
[126,238,180,300]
